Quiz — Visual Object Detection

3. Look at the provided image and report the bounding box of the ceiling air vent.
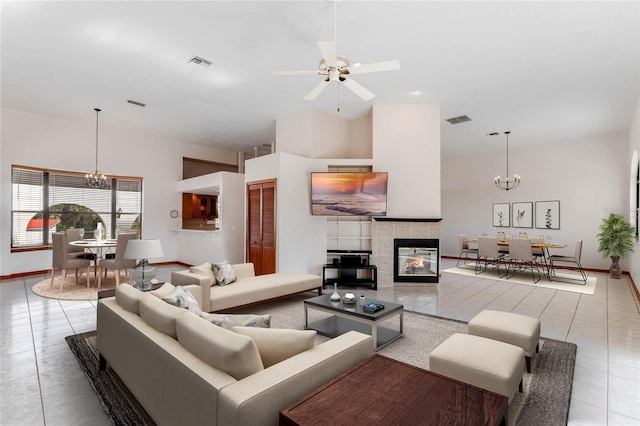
[445,115,472,125]
[188,55,212,67]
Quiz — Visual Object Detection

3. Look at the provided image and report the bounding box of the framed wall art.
[535,200,560,230]
[512,202,533,228]
[492,203,510,227]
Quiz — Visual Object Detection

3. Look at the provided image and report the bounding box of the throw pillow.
[161,286,201,314]
[231,326,316,368]
[200,312,271,330]
[176,313,264,380]
[212,261,237,286]
[189,262,216,286]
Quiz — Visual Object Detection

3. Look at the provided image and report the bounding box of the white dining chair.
[506,238,541,283]
[457,234,479,268]
[475,237,506,277]
[548,240,587,284]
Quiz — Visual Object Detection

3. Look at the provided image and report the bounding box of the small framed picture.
[492,203,510,227]
[535,200,560,230]
[512,202,533,228]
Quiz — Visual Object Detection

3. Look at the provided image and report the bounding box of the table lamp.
[124,239,163,290]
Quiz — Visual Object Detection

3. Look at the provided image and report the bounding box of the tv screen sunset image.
[311,172,388,216]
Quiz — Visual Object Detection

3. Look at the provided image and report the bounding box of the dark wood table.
[280,354,508,426]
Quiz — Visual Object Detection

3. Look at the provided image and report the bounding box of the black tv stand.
[324,250,377,290]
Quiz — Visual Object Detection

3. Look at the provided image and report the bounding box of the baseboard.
[0,261,186,281]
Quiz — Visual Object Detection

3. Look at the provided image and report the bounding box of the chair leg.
[115,270,120,287]
[98,267,102,289]
[59,269,66,292]
[525,356,532,373]
[86,266,92,288]
[75,268,79,284]
[50,268,56,289]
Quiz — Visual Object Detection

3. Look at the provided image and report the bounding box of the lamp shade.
[124,239,163,260]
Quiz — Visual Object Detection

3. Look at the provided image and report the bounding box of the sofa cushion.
[199,312,271,330]
[139,292,186,339]
[176,313,264,380]
[115,283,144,315]
[189,262,215,286]
[161,286,201,314]
[232,327,316,368]
[212,261,237,286]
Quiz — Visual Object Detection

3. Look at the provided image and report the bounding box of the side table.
[97,282,163,299]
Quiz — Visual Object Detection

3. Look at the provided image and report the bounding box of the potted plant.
[596,213,636,279]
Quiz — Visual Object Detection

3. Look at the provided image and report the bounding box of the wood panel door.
[247,179,276,275]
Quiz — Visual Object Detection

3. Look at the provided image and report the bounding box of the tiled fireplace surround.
[372,218,442,287]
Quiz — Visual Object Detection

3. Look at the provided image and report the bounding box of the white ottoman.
[468,310,540,373]
[429,333,525,403]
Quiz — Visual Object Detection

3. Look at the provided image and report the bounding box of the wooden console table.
[280,354,507,426]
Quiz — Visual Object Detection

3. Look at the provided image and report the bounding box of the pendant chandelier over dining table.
[85,108,110,189]
[494,131,520,191]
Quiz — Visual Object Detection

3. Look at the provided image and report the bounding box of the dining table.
[69,239,118,265]
[464,238,568,278]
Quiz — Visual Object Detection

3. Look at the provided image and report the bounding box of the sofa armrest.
[218,331,374,426]
[231,263,256,280]
[171,270,212,312]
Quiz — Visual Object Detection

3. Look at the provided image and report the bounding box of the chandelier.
[85,108,110,189]
[493,131,520,191]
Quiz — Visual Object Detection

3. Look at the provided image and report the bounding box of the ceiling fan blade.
[317,41,337,68]
[349,59,400,75]
[304,79,330,101]
[272,71,323,76]
[341,77,375,100]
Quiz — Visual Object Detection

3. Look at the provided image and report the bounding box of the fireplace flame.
[405,255,424,270]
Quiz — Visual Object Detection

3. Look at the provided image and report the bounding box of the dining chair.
[475,237,506,277]
[548,240,587,284]
[50,232,92,291]
[98,232,137,288]
[518,232,528,239]
[66,228,85,258]
[506,238,541,283]
[457,234,479,267]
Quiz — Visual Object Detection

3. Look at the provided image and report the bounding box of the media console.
[323,250,377,290]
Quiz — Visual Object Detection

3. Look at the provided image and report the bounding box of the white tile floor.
[1,260,639,425]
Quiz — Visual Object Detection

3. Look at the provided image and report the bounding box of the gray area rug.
[67,293,576,425]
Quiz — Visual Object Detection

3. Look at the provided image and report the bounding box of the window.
[11,165,142,250]
[636,163,639,238]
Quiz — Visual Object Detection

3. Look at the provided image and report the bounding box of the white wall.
[372,105,441,218]
[0,108,238,276]
[628,96,640,292]
[441,131,630,270]
[276,109,372,159]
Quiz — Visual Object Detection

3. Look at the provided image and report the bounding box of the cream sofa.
[97,284,373,426]
[171,262,322,312]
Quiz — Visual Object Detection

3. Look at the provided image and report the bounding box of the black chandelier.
[85,108,110,189]
[493,131,520,191]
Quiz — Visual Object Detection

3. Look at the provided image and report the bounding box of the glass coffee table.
[304,294,403,351]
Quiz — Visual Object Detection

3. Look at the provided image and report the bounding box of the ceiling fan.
[272,2,400,102]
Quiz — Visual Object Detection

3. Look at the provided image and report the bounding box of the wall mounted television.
[311,172,388,216]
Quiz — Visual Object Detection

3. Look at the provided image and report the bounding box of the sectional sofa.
[96,283,373,426]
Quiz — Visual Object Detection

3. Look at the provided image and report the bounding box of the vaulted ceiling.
[2,1,638,156]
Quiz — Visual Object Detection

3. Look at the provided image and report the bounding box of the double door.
[247,179,276,275]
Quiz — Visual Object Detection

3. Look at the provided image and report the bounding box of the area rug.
[67,294,576,426]
[32,275,134,300]
[444,265,597,295]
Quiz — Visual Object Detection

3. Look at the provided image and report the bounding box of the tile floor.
[1,259,639,425]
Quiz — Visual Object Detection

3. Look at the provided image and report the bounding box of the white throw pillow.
[161,286,201,314]
[212,261,237,286]
[200,312,270,330]
[232,327,316,368]
[189,262,216,286]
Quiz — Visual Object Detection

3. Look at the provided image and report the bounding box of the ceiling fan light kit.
[273,1,399,104]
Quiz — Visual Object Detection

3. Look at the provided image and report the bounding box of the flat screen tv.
[311,172,388,216]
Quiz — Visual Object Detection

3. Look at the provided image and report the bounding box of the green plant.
[596,213,636,259]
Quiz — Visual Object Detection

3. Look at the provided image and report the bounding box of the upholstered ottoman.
[468,310,540,373]
[429,333,525,403]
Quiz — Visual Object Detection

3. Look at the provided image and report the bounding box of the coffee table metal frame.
[303,294,403,351]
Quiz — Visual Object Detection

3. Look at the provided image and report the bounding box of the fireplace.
[393,238,439,283]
